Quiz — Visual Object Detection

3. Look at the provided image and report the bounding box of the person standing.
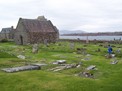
[108,45,112,57]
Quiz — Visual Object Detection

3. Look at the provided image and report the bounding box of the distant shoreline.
[60,35,122,36]
[59,35,122,41]
[61,32,122,36]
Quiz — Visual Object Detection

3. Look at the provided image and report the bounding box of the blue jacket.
[108,47,112,54]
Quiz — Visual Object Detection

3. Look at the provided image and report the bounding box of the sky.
[0,0,122,32]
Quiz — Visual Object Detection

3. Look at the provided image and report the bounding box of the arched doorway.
[20,35,23,45]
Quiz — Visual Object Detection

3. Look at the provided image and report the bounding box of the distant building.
[14,16,59,45]
[0,26,15,40]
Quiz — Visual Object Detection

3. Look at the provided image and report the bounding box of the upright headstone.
[97,48,101,52]
[86,36,89,44]
[76,48,82,54]
[81,48,87,55]
[44,39,48,47]
[116,48,121,53]
[32,44,39,53]
[77,38,80,42]
[104,42,108,48]
[94,39,97,44]
[70,42,75,50]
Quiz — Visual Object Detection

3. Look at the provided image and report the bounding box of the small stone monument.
[32,44,39,53]
[17,55,25,59]
[76,48,82,54]
[86,36,89,44]
[94,39,97,44]
[116,48,121,53]
[44,39,48,47]
[97,48,101,52]
[86,65,96,70]
[110,60,118,64]
[81,48,87,55]
[70,42,75,50]
[52,60,66,64]
[104,42,108,48]
[82,72,94,78]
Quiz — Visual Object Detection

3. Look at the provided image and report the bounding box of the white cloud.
[0,0,122,32]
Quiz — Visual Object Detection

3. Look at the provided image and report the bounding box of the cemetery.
[0,40,122,91]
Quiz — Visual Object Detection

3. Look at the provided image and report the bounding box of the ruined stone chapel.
[14,16,59,45]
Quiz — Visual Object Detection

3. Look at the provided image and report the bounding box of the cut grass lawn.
[0,41,122,91]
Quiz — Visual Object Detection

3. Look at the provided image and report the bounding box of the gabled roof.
[17,16,58,33]
[1,27,13,33]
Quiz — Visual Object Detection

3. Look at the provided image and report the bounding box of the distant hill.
[59,30,86,34]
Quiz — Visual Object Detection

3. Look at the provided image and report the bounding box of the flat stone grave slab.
[110,60,118,64]
[86,65,96,70]
[32,63,47,66]
[52,60,66,64]
[111,54,115,58]
[49,64,78,72]
[17,55,25,59]
[1,65,41,73]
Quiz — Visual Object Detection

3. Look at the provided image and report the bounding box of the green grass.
[0,41,122,91]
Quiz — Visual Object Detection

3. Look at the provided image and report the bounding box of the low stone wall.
[59,39,122,44]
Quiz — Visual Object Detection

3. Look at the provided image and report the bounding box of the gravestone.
[52,60,66,64]
[86,36,89,44]
[116,48,121,53]
[44,39,48,47]
[99,44,103,47]
[94,39,97,44]
[1,65,41,73]
[82,72,94,78]
[97,48,101,52]
[110,60,118,64]
[76,48,82,54]
[57,60,66,64]
[104,42,108,48]
[81,48,87,55]
[77,72,94,78]
[32,63,47,66]
[84,57,90,61]
[76,48,87,54]
[82,54,91,61]
[111,54,115,58]
[105,54,110,58]
[86,54,91,57]
[50,64,77,72]
[76,65,81,68]
[70,42,75,50]
[17,55,25,59]
[32,44,39,53]
[105,54,115,58]
[86,65,96,70]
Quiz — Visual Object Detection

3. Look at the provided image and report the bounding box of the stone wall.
[14,20,29,45]
[28,32,58,44]
[0,33,10,40]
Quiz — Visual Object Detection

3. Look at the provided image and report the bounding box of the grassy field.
[0,41,122,91]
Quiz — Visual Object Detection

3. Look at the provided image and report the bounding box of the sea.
[60,35,122,41]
